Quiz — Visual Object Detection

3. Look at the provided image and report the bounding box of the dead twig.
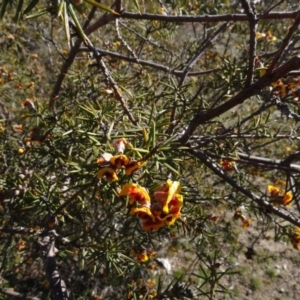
[120,10,300,23]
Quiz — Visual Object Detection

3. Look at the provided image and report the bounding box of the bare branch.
[267,10,300,73]
[190,133,300,142]
[179,55,300,143]
[97,58,138,125]
[115,18,139,61]
[0,226,40,235]
[115,0,122,13]
[206,151,300,173]
[241,0,258,86]
[79,47,220,76]
[260,0,285,20]
[178,21,232,87]
[120,10,300,23]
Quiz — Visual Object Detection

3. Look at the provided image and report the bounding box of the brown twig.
[179,55,300,143]
[115,0,122,14]
[241,0,257,87]
[79,47,219,76]
[120,11,299,23]
[267,10,300,73]
[164,21,232,135]
[190,133,300,141]
[189,148,300,227]
[178,22,232,87]
[281,151,300,166]
[97,58,138,125]
[205,151,300,173]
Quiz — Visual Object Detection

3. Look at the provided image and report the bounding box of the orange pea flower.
[119,183,150,205]
[97,167,118,182]
[125,160,146,175]
[220,160,235,171]
[110,154,130,169]
[119,180,183,231]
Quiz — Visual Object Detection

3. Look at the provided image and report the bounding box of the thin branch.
[260,0,285,21]
[206,151,300,173]
[190,133,300,141]
[55,186,89,215]
[79,47,220,76]
[281,151,300,166]
[178,21,232,87]
[115,18,139,61]
[119,20,178,57]
[115,0,121,13]
[267,10,300,73]
[97,58,138,125]
[238,101,273,128]
[241,0,257,87]
[179,55,300,143]
[277,34,300,66]
[189,148,300,227]
[165,21,232,135]
[120,10,300,23]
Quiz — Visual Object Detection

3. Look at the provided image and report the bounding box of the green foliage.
[1,0,300,299]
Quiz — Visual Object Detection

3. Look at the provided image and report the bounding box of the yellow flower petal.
[125,160,146,175]
[136,252,149,263]
[97,167,118,182]
[163,180,181,214]
[268,185,281,197]
[110,154,130,168]
[241,217,253,229]
[119,183,150,204]
[130,207,155,221]
[281,191,293,206]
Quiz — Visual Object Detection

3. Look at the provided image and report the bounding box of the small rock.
[155,258,172,274]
